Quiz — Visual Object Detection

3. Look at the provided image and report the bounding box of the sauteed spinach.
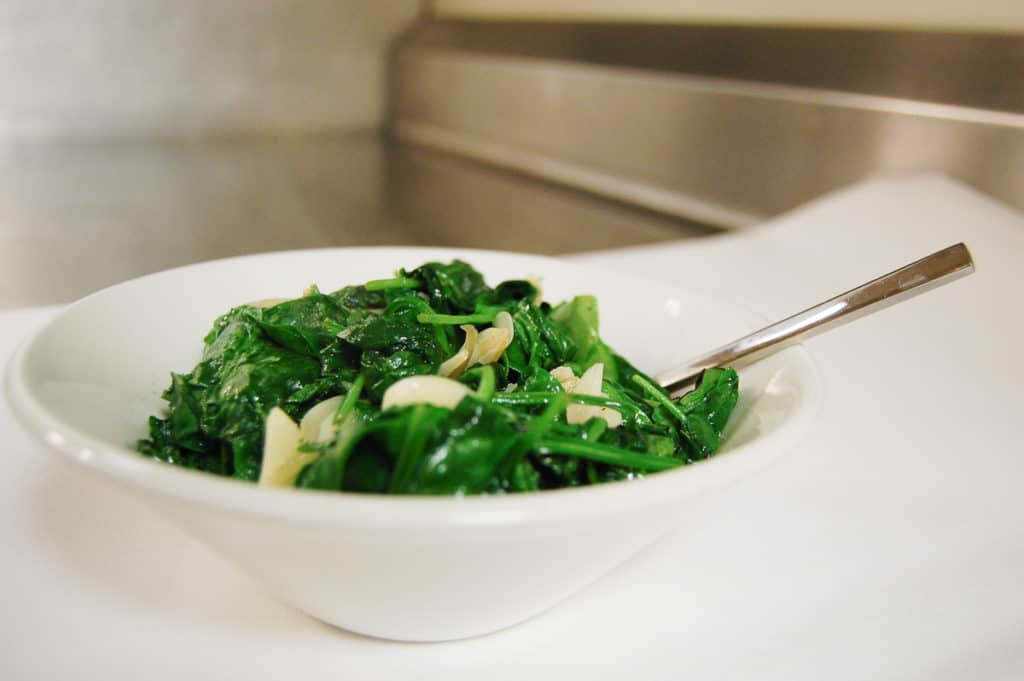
[138,261,738,494]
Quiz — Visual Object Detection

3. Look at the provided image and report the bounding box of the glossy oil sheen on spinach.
[138,261,739,494]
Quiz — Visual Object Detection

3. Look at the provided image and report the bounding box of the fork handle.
[656,243,975,396]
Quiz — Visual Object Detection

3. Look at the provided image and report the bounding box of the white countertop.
[2,173,1022,680]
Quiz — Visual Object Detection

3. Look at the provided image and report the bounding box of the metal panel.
[0,0,421,139]
[432,0,1024,33]
[407,22,1024,114]
[392,22,1024,227]
[0,136,694,307]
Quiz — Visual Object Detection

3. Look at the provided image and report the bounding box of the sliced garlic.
[553,363,624,429]
[468,311,515,366]
[550,365,579,393]
[567,401,623,428]
[439,324,478,378]
[382,375,472,410]
[299,395,344,444]
[469,327,512,366]
[550,366,574,382]
[493,310,514,332]
[259,406,321,487]
[575,363,604,396]
[591,403,624,429]
[440,312,515,376]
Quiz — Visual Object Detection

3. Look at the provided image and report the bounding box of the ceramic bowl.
[5,247,820,641]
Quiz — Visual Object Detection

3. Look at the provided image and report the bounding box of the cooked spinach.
[138,260,739,494]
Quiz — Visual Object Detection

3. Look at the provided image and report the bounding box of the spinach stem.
[405,297,452,354]
[476,365,496,401]
[417,311,498,325]
[389,404,430,493]
[334,373,366,424]
[584,418,607,442]
[325,412,365,489]
[433,323,452,356]
[526,391,568,442]
[631,373,708,456]
[548,422,579,436]
[536,436,682,471]
[365,276,421,292]
[493,391,627,410]
[501,392,568,477]
[630,374,688,423]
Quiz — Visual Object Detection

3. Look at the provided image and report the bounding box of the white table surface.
[3,173,1022,681]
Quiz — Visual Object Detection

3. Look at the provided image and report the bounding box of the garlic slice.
[468,312,514,366]
[575,363,604,396]
[555,363,624,429]
[299,395,344,444]
[382,375,472,410]
[493,310,514,332]
[597,408,623,429]
[439,324,478,378]
[439,312,515,377]
[550,365,579,392]
[259,407,321,487]
[469,327,512,366]
[550,366,574,382]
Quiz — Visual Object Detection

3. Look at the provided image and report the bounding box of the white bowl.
[5,247,820,642]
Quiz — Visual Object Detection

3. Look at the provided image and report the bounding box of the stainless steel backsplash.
[2,7,1019,248]
[392,21,1024,226]
[0,0,421,139]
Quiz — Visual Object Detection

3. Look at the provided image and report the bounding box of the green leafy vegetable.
[138,260,740,494]
[550,295,617,378]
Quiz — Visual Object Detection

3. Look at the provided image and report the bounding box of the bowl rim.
[4,246,822,529]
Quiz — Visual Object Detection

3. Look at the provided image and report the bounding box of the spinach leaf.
[141,305,323,480]
[630,369,739,462]
[329,284,388,311]
[252,294,347,356]
[339,294,441,357]
[549,295,619,380]
[484,279,538,305]
[360,350,436,402]
[505,304,575,378]
[676,368,740,460]
[402,260,490,313]
[402,398,521,494]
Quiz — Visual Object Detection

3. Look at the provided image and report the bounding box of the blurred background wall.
[0,0,421,139]
[3,0,1019,141]
[1,0,1020,306]
[395,6,1024,225]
